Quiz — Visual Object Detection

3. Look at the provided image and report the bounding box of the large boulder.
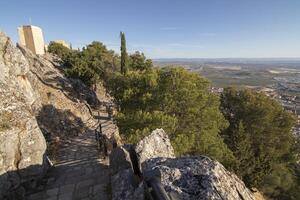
[0,32,48,198]
[143,157,255,200]
[136,129,256,200]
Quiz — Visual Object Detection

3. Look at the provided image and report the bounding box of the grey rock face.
[109,145,133,176]
[143,157,255,200]
[136,128,255,200]
[110,145,144,200]
[0,32,48,198]
[17,44,98,138]
[111,168,144,200]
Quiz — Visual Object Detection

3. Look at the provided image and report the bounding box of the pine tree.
[221,87,297,192]
[120,31,128,75]
[231,121,254,184]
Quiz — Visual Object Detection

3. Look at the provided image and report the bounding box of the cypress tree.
[120,31,128,75]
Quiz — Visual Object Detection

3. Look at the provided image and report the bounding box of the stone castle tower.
[18,25,45,55]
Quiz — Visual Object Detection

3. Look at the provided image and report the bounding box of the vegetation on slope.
[48,34,299,200]
[221,88,299,199]
[106,66,235,165]
[48,41,119,87]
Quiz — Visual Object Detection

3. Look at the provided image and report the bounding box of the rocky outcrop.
[0,32,48,198]
[110,145,133,175]
[0,31,120,199]
[110,128,256,200]
[142,157,255,200]
[18,44,99,138]
[110,145,144,200]
[135,128,175,167]
[16,42,120,146]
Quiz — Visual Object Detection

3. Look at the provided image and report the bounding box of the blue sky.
[1,0,300,58]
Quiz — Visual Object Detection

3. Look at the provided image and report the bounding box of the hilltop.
[1,31,299,200]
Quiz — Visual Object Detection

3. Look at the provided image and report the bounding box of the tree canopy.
[48,41,119,87]
[220,87,299,198]
[47,41,71,60]
[106,67,235,165]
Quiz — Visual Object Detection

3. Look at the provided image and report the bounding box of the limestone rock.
[17,44,99,138]
[0,32,48,198]
[136,129,255,200]
[143,156,255,200]
[135,128,175,169]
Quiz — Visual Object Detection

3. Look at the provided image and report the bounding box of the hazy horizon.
[1,0,300,58]
[154,57,300,60]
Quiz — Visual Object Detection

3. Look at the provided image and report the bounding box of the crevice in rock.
[15,130,23,172]
[1,37,9,66]
[127,146,143,179]
[212,185,225,200]
[8,129,24,191]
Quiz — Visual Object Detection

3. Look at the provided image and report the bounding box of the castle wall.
[18,26,45,55]
[31,26,45,55]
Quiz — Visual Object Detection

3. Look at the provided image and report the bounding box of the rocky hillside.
[110,129,257,200]
[0,32,117,199]
[0,31,262,200]
[18,43,101,138]
[0,32,48,198]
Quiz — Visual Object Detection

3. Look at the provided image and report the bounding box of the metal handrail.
[94,110,108,157]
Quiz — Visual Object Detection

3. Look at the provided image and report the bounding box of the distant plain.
[154,59,300,92]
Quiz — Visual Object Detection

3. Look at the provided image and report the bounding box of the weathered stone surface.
[111,168,144,200]
[0,32,48,198]
[144,156,255,200]
[136,129,255,200]
[135,128,175,169]
[109,145,133,175]
[18,43,98,138]
[110,128,255,200]
[110,144,144,200]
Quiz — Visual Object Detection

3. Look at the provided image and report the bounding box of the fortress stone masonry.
[18,25,45,55]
